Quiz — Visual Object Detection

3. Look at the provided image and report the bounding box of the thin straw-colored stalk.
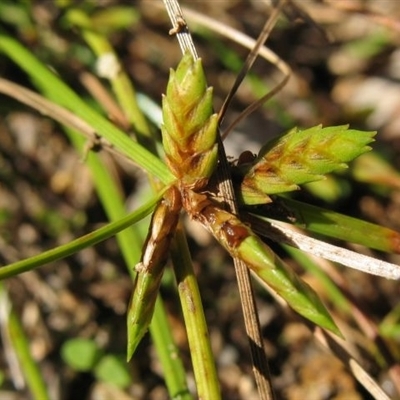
[162,3,275,398]
[170,226,221,400]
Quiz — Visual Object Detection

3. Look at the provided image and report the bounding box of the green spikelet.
[183,190,341,336]
[236,125,376,205]
[161,51,219,190]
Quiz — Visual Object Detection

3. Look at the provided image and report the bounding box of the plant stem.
[150,297,192,400]
[171,225,221,400]
[0,195,160,280]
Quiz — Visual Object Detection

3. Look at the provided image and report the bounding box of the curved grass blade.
[0,33,173,184]
[127,186,181,360]
[183,190,341,336]
[0,194,161,280]
[235,125,376,205]
[161,51,218,190]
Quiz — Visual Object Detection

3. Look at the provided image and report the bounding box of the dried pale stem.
[246,215,400,280]
[163,0,198,59]
[0,78,137,166]
[218,0,286,125]
[0,79,98,145]
[127,186,181,360]
[304,252,400,397]
[280,242,400,398]
[315,329,392,400]
[79,71,130,130]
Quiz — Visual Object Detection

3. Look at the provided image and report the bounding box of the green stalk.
[67,130,142,274]
[0,283,50,400]
[150,297,192,400]
[0,194,160,280]
[170,226,221,400]
[64,10,154,145]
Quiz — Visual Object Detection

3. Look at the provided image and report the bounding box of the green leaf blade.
[0,33,173,184]
[0,194,160,280]
[262,197,400,254]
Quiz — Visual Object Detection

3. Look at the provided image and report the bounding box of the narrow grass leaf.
[0,284,50,400]
[149,297,192,399]
[171,227,221,400]
[0,34,173,184]
[0,194,161,280]
[249,197,400,254]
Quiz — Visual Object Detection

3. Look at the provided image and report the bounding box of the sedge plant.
[0,2,400,399]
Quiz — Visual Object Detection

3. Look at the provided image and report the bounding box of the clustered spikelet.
[127,53,379,361]
[236,125,376,204]
[161,51,219,190]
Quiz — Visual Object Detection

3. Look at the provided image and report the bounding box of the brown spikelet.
[161,51,219,190]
